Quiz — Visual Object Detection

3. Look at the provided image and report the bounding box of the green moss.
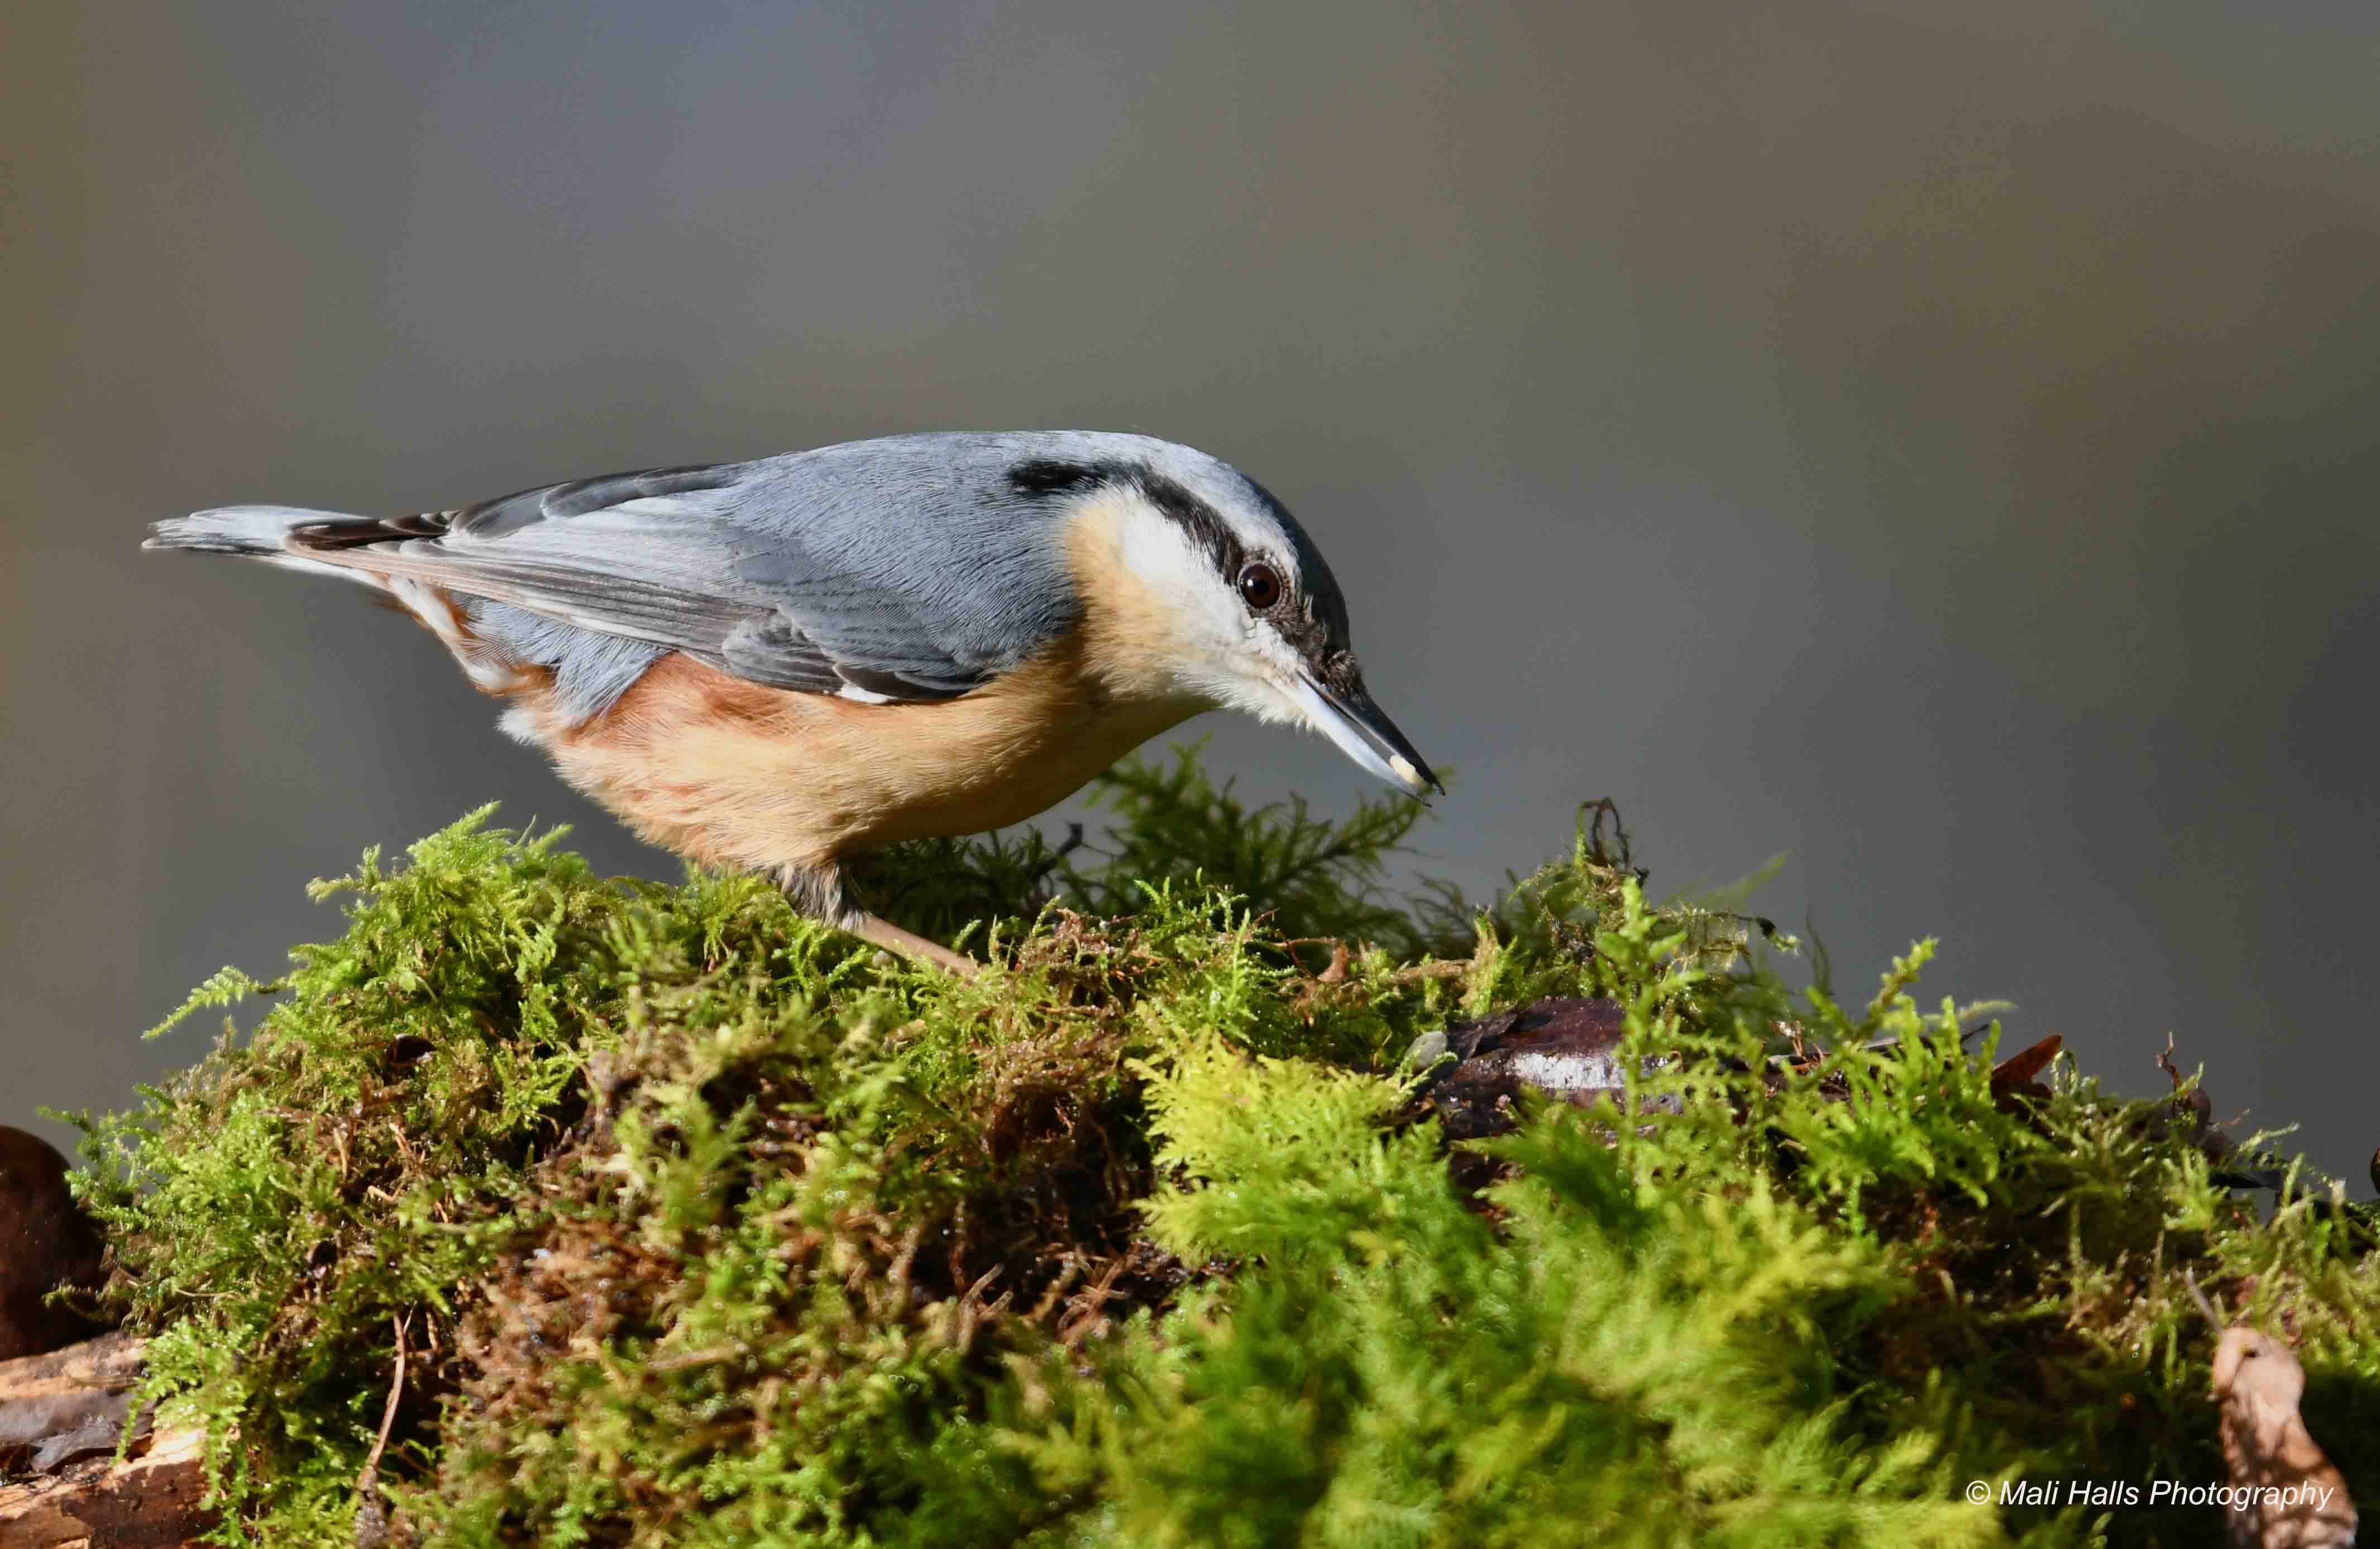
[51,753,2379,1548]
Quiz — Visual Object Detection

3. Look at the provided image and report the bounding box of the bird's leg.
[844,912,984,978]
[776,862,982,978]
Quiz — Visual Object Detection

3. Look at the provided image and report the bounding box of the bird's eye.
[1237,561,1283,610]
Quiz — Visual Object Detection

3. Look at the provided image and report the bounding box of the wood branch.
[0,1332,214,1548]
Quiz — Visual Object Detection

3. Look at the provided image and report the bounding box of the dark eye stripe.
[1125,468,1246,581]
[1006,456,1346,651]
[1005,458,1110,498]
[1007,456,1251,580]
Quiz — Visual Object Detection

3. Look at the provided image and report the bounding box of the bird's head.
[2187,1271,2309,1414]
[2211,1327,2307,1411]
[1025,438,1439,799]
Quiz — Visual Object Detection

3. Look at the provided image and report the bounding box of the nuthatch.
[148,432,1438,973]
[2185,1271,2357,1549]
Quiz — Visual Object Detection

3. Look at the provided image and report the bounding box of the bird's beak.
[1286,672,1442,798]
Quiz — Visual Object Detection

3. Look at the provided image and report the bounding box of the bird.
[2185,1271,2357,1549]
[146,432,1438,974]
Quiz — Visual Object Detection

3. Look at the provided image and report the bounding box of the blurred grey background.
[6,2,2376,1183]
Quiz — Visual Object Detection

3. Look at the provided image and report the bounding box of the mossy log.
[37,778,2380,1546]
[0,1332,212,1547]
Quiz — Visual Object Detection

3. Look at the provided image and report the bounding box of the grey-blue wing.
[286,449,1081,704]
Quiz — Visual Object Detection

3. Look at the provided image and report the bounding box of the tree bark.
[0,1332,213,1548]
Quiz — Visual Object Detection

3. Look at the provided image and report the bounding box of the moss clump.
[56,753,2379,1547]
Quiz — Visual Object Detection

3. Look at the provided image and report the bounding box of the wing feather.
[284,457,1061,701]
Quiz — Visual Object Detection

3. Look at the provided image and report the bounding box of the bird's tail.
[145,505,353,556]
[145,505,366,580]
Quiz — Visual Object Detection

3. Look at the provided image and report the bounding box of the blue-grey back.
[710,432,1124,672]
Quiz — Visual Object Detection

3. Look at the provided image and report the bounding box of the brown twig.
[352,1313,408,1547]
[359,1313,407,1493]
